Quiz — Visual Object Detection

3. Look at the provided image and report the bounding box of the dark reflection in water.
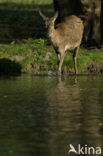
[0,75,103,156]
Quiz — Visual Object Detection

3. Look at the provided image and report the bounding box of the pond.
[0,74,103,156]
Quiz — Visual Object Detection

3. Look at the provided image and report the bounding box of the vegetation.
[0,0,103,75]
[0,38,103,75]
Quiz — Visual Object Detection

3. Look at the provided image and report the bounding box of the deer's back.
[55,15,84,50]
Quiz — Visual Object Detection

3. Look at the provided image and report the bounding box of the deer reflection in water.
[45,76,103,155]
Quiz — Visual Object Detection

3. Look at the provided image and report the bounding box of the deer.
[39,10,84,75]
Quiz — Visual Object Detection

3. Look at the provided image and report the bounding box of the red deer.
[39,11,84,75]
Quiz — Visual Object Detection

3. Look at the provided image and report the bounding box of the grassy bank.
[0,38,103,75]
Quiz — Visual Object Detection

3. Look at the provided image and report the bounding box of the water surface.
[0,75,103,156]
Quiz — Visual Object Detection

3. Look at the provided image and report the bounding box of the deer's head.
[39,10,58,29]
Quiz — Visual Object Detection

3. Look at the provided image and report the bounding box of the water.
[0,74,103,156]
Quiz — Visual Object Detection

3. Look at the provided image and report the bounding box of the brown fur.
[39,11,84,75]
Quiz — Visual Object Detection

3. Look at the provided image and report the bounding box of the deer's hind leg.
[73,46,80,75]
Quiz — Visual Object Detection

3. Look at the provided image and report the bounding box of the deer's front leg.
[57,53,60,64]
[58,52,65,75]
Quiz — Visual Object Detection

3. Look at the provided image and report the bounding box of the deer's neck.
[48,24,56,44]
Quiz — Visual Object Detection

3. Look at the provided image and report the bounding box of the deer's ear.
[39,10,47,21]
[52,11,58,22]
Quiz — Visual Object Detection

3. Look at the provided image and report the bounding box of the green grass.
[0,38,103,74]
[0,38,56,74]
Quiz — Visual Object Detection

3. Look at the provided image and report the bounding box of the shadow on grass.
[0,58,21,75]
[0,2,54,43]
